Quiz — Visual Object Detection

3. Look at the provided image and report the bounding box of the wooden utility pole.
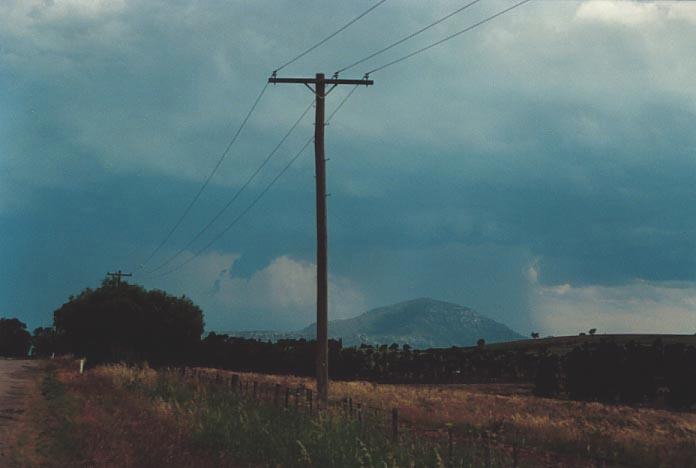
[106,270,132,288]
[268,73,373,405]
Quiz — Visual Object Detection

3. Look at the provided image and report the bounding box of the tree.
[531,332,540,339]
[588,328,597,336]
[0,318,32,357]
[477,338,486,349]
[32,327,66,357]
[53,278,204,365]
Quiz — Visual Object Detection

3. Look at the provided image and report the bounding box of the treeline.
[535,339,696,408]
[199,332,539,384]
[199,334,696,408]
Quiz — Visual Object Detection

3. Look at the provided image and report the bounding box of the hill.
[486,333,696,354]
[224,298,523,348]
[298,298,524,348]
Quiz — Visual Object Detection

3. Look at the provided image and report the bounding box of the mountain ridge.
[224,298,524,348]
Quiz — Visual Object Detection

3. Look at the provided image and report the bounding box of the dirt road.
[0,359,41,459]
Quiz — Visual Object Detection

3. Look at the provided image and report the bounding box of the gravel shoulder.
[0,359,42,462]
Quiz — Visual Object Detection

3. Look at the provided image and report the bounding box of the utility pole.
[268,73,373,405]
[106,270,132,288]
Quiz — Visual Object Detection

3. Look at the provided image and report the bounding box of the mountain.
[297,298,524,348]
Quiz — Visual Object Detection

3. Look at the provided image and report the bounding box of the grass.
[20,362,696,467]
[27,362,517,467]
[212,368,696,467]
[25,363,217,467]
[100,365,515,467]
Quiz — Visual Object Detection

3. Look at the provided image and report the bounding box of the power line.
[335,0,482,75]
[144,98,315,275]
[365,0,532,76]
[154,138,315,278]
[328,84,361,122]
[153,85,361,279]
[137,82,270,270]
[273,0,389,74]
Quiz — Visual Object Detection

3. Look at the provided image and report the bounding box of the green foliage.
[53,278,204,365]
[0,317,32,357]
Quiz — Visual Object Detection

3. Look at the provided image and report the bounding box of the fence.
[175,367,632,468]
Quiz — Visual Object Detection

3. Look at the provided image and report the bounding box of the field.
[14,360,696,467]
[203,368,696,467]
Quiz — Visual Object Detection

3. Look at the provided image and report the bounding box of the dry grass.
[25,362,696,467]
[206,369,696,467]
[80,364,508,467]
[36,363,491,467]
[35,363,230,468]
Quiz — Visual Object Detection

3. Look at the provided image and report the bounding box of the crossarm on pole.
[269,77,374,86]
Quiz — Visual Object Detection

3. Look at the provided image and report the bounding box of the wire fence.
[174,367,635,468]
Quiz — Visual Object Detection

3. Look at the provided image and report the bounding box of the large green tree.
[53,278,204,365]
[0,318,32,357]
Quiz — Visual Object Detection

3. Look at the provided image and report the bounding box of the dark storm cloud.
[2,1,695,332]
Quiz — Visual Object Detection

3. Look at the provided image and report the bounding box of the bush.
[0,317,31,357]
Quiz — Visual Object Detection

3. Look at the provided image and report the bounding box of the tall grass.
[46,363,696,467]
[212,369,696,467]
[94,365,514,467]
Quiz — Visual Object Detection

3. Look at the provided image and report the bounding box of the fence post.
[253,381,257,400]
[484,431,491,468]
[357,403,363,431]
[349,397,353,418]
[274,384,281,406]
[391,408,399,442]
[285,387,290,408]
[447,424,453,466]
[306,388,313,415]
[295,387,301,411]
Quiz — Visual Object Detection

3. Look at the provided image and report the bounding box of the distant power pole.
[268,73,373,405]
[107,270,132,288]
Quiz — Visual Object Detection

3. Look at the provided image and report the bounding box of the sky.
[2,0,696,336]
